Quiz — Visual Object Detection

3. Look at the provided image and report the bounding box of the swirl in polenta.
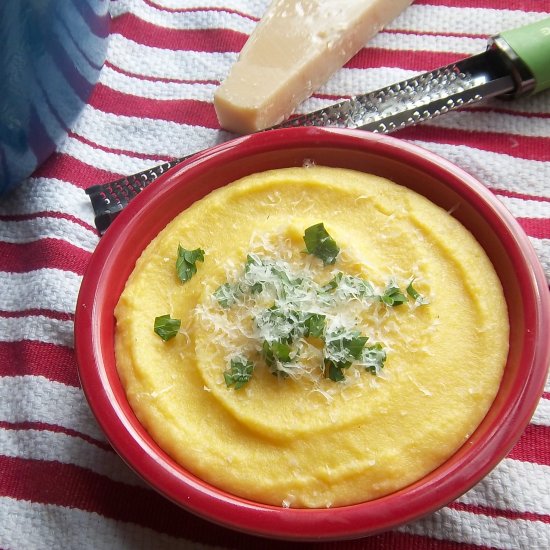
[114,166,509,508]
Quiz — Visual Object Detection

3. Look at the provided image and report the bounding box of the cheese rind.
[214,0,413,134]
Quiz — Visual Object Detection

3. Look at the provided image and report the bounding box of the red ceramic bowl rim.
[75,127,550,541]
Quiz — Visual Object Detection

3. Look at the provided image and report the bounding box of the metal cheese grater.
[86,18,550,233]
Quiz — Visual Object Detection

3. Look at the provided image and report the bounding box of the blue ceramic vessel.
[0,0,110,194]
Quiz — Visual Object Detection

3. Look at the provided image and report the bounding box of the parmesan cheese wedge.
[214,0,413,134]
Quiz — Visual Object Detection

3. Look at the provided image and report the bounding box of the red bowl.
[74,127,550,541]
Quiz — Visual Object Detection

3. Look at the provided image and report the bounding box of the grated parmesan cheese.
[195,227,431,393]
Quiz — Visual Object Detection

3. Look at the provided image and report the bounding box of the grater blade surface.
[276,49,515,133]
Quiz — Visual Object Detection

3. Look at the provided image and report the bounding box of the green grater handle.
[499,17,550,94]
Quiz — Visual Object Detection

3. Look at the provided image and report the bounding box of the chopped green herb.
[326,330,368,363]
[244,254,304,297]
[224,357,254,389]
[154,314,181,341]
[342,275,375,299]
[214,282,238,308]
[322,272,374,299]
[321,271,343,293]
[255,306,297,344]
[244,254,267,293]
[381,281,407,306]
[406,279,429,305]
[346,334,369,360]
[326,361,346,382]
[176,245,205,283]
[303,313,326,339]
[362,343,387,374]
[262,340,293,368]
[245,253,261,269]
[324,330,369,381]
[303,223,340,265]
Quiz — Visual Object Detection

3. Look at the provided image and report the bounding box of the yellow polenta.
[114,166,509,508]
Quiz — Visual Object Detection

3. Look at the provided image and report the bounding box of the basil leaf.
[243,255,265,293]
[303,313,326,339]
[255,306,297,344]
[326,330,368,362]
[224,357,254,389]
[322,272,374,299]
[154,314,181,341]
[303,223,340,265]
[321,271,343,293]
[263,340,292,367]
[346,334,369,360]
[325,361,346,382]
[381,282,407,306]
[341,275,375,299]
[176,245,205,282]
[214,283,239,308]
[406,280,429,305]
[362,343,387,374]
[245,253,262,270]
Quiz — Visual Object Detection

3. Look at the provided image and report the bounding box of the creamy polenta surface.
[114,166,509,508]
